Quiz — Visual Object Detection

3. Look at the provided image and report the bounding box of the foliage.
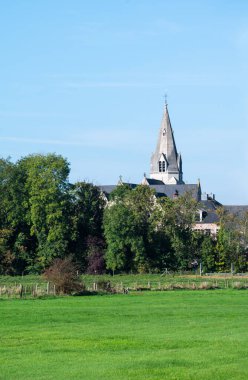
[86,236,106,274]
[0,228,15,274]
[68,182,105,270]
[0,154,247,275]
[43,256,82,294]
[216,207,248,272]
[0,156,105,274]
[200,234,216,272]
[104,185,200,273]
[20,154,70,269]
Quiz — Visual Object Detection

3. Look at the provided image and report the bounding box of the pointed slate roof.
[150,104,183,182]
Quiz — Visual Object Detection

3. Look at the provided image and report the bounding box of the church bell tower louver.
[150,102,184,184]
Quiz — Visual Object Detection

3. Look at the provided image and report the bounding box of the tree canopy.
[0,154,246,275]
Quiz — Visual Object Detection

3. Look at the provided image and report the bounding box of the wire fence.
[1,278,248,298]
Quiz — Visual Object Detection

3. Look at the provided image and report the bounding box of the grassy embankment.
[1,290,248,379]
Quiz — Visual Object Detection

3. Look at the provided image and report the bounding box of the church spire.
[150,102,184,184]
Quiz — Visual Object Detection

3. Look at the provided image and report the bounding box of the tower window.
[159,161,166,172]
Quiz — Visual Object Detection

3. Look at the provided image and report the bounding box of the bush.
[43,256,83,294]
[96,280,115,293]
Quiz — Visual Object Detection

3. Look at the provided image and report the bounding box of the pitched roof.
[99,183,138,197]
[200,199,223,210]
[145,178,165,185]
[99,182,200,200]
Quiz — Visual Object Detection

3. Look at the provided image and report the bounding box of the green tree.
[104,185,159,273]
[156,192,199,270]
[200,235,216,272]
[0,228,14,274]
[216,208,248,272]
[68,181,105,269]
[18,154,70,270]
[109,183,132,201]
[0,158,33,273]
[104,202,144,273]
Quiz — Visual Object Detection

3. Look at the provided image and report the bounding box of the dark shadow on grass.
[73,290,104,296]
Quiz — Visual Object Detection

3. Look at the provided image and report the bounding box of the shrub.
[96,280,115,293]
[43,256,83,294]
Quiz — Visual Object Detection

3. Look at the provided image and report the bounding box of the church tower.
[150,102,184,184]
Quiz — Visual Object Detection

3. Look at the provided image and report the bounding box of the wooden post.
[47,282,49,295]
[53,284,56,295]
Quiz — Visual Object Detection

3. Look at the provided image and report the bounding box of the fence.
[1,278,248,299]
[0,282,56,298]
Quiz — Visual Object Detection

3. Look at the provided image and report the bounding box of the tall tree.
[104,201,144,273]
[18,154,70,270]
[68,181,105,270]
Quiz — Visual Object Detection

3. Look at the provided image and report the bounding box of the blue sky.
[0,0,248,204]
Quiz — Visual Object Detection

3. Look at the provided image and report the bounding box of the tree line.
[0,154,247,275]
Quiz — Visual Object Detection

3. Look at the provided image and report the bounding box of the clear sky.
[0,0,248,204]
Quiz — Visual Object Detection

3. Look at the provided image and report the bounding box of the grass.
[1,291,248,379]
[1,273,248,289]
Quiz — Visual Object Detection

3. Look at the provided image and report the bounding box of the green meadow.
[1,290,248,379]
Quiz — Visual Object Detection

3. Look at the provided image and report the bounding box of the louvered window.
[159,161,165,172]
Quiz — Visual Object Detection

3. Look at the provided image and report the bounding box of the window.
[159,161,166,172]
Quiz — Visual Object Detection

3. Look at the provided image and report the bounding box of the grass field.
[1,290,248,379]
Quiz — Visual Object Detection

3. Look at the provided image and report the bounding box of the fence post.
[47,282,49,295]
[20,284,23,299]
